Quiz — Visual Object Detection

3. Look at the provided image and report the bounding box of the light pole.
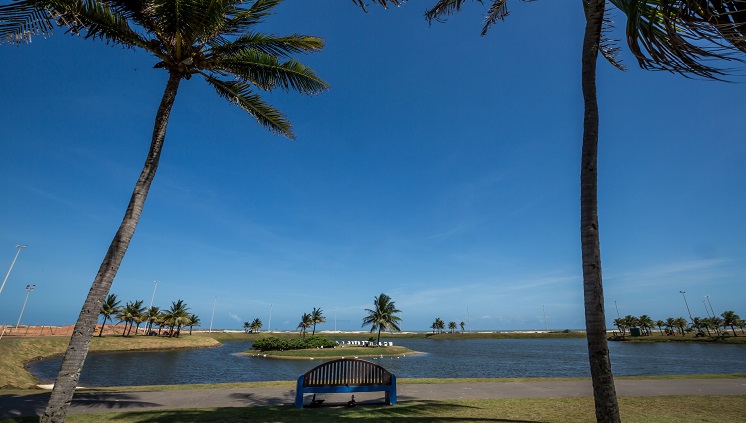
[209,296,217,332]
[542,304,548,331]
[680,291,694,323]
[149,280,160,309]
[702,299,712,318]
[705,295,717,318]
[614,300,620,319]
[268,303,272,333]
[15,284,35,330]
[0,244,28,297]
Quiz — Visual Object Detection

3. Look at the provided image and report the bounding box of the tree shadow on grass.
[109,401,550,423]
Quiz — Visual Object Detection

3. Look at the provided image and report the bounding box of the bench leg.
[295,377,304,408]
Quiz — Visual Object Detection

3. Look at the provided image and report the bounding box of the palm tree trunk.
[580,1,621,422]
[41,72,182,423]
[98,317,107,337]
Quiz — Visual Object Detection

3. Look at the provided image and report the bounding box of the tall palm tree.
[297,313,312,339]
[674,317,688,335]
[251,317,263,333]
[613,318,627,337]
[655,319,666,335]
[435,317,445,334]
[361,293,402,344]
[243,321,251,333]
[164,299,190,337]
[187,314,200,335]
[460,321,466,332]
[448,321,457,333]
[358,2,743,421]
[98,294,120,337]
[144,306,160,335]
[721,311,741,336]
[310,307,325,335]
[638,315,654,336]
[1,1,328,420]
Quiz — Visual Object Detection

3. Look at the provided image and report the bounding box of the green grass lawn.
[2,396,744,423]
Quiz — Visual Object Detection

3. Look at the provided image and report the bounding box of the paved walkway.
[2,379,745,418]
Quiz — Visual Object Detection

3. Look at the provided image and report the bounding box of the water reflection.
[28,338,746,387]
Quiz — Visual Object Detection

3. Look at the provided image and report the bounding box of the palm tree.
[243,322,251,333]
[358,1,745,421]
[297,313,312,339]
[448,321,457,333]
[665,317,677,335]
[163,299,190,337]
[613,318,627,337]
[144,306,160,335]
[674,317,688,336]
[187,314,200,335]
[98,294,120,337]
[655,320,666,335]
[1,1,328,420]
[251,317,263,333]
[116,301,143,337]
[361,293,402,344]
[435,318,445,334]
[460,321,466,332]
[311,307,325,335]
[721,311,741,336]
[638,315,654,336]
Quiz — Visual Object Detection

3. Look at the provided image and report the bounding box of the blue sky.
[1,1,744,332]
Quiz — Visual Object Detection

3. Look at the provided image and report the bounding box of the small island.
[241,335,422,359]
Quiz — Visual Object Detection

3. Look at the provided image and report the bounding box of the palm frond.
[424,0,470,23]
[219,0,282,37]
[480,0,509,35]
[209,32,324,58]
[212,50,329,94]
[610,0,743,79]
[599,9,627,71]
[1,0,147,47]
[0,0,54,44]
[351,0,404,13]
[203,74,294,138]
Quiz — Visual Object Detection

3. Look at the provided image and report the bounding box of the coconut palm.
[163,299,190,337]
[361,293,402,344]
[250,317,263,333]
[243,322,251,333]
[98,294,121,337]
[358,1,745,421]
[187,314,200,335]
[721,311,741,336]
[116,300,144,336]
[297,313,312,339]
[460,321,466,332]
[448,321,457,333]
[655,320,666,335]
[1,0,328,420]
[434,317,445,334]
[613,318,627,336]
[638,315,654,336]
[310,307,325,335]
[674,317,688,335]
[144,306,160,335]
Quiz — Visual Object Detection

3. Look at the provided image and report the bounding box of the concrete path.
[2,379,745,418]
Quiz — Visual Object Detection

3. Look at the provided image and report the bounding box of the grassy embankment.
[608,332,746,344]
[0,334,220,390]
[2,396,745,423]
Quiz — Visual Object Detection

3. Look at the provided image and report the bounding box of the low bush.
[252,335,337,351]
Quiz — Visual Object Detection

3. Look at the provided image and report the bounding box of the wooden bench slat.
[295,358,397,407]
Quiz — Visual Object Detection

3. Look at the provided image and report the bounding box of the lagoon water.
[28,338,746,387]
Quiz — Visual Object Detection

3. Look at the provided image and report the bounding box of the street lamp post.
[705,295,717,318]
[0,244,28,297]
[209,296,217,333]
[702,299,712,318]
[614,300,621,319]
[268,303,272,333]
[15,284,35,331]
[149,280,160,309]
[680,291,694,323]
[542,304,548,331]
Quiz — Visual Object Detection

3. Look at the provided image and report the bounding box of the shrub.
[252,335,337,351]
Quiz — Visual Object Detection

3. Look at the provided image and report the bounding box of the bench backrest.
[301,358,392,387]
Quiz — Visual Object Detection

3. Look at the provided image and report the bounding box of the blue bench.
[295,358,397,408]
